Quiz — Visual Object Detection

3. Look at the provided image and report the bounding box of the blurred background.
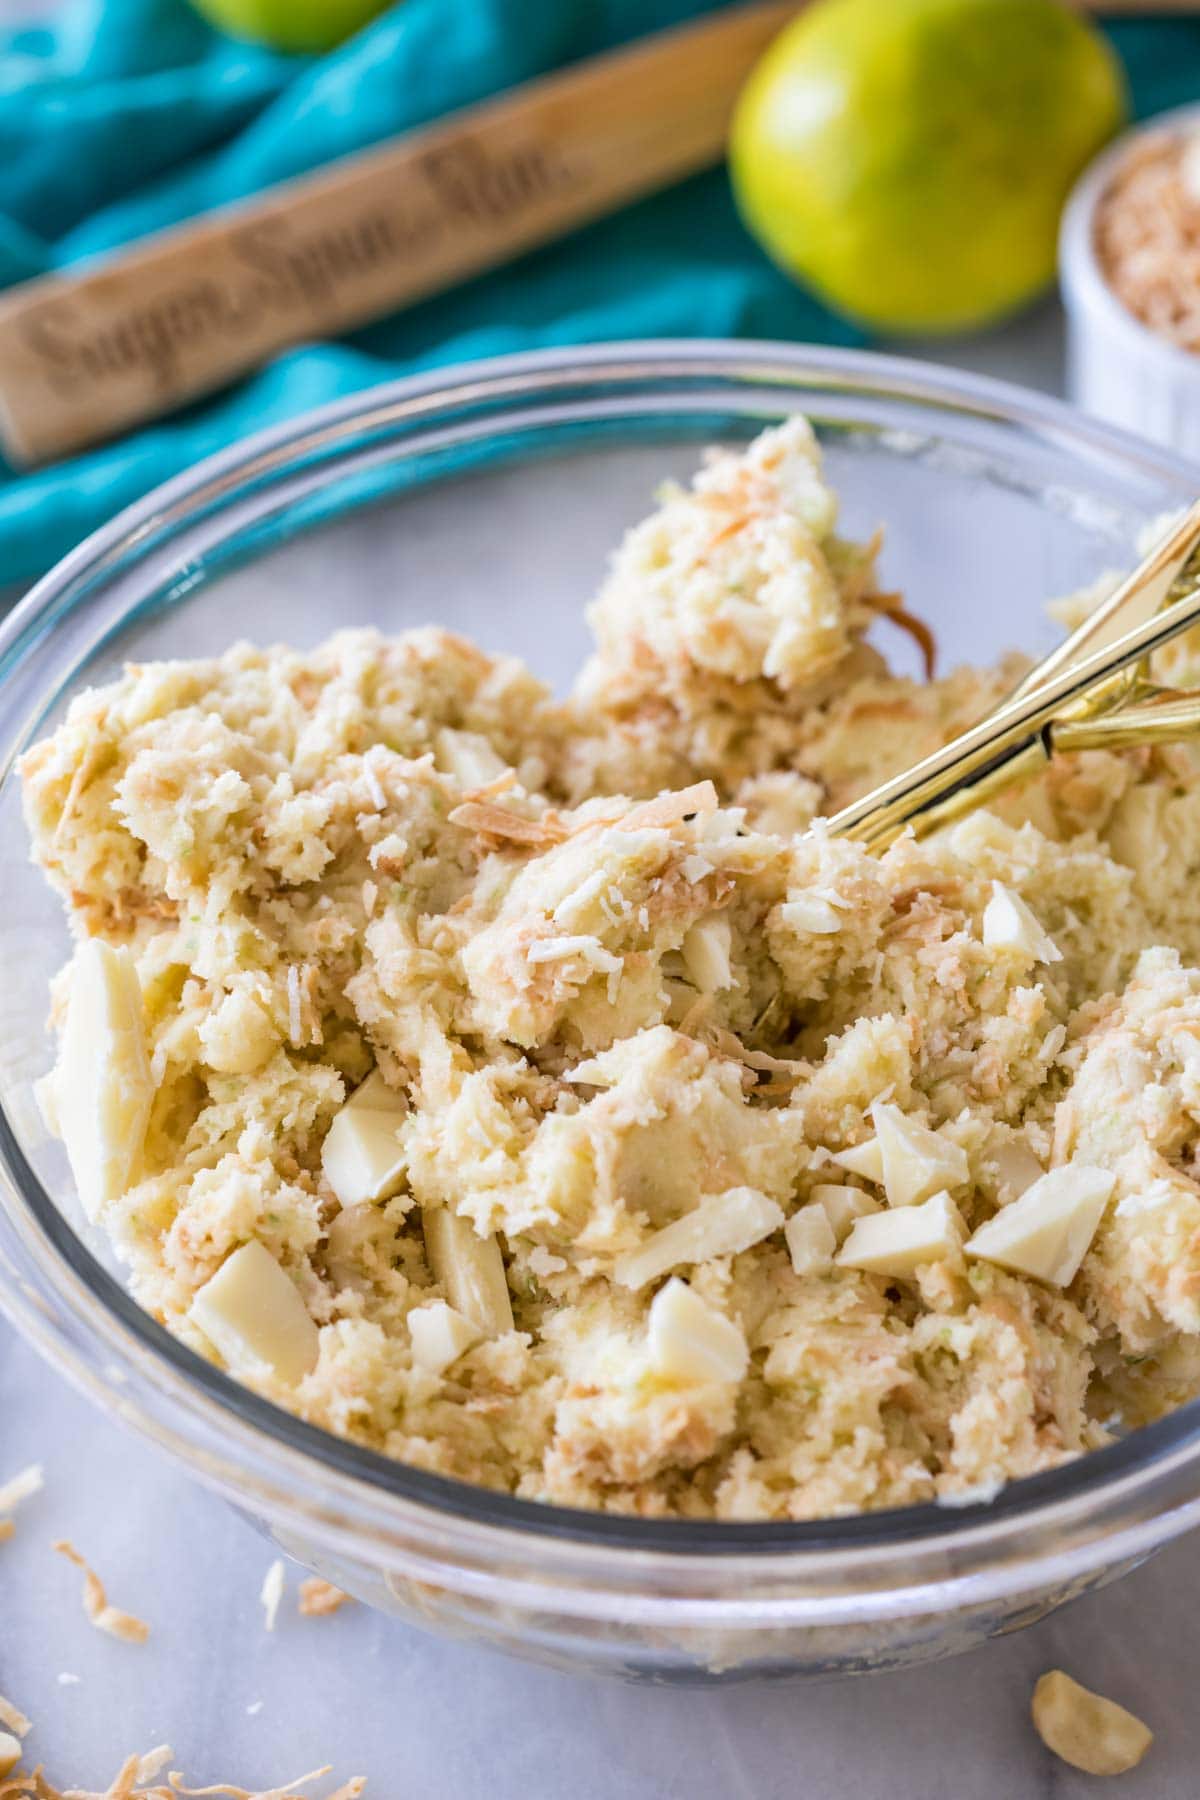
[0,0,1198,596]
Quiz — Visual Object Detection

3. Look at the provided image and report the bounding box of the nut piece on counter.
[647,1278,749,1385]
[321,1067,408,1208]
[189,1240,319,1384]
[49,939,154,1221]
[837,1191,962,1279]
[0,1731,21,1778]
[1032,1669,1153,1776]
[965,1166,1115,1287]
[614,1186,784,1291]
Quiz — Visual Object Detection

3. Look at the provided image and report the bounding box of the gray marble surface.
[0,81,1194,1790]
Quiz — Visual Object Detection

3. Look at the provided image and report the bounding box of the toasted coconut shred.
[51,1543,149,1646]
[0,1757,364,1799]
[296,1580,352,1618]
[258,1561,285,1633]
[0,1697,31,1742]
[0,1467,43,1541]
[27,414,1200,1525]
[1095,126,1200,350]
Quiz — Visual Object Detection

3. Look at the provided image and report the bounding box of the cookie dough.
[23,418,1200,1520]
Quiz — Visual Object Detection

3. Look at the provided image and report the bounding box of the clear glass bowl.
[2,342,1200,1685]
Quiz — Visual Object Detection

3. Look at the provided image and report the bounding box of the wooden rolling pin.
[0,0,1184,466]
[0,2,795,467]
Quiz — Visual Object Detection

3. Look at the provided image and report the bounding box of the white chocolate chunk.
[872,1102,969,1208]
[785,1205,836,1274]
[53,939,154,1221]
[780,893,844,935]
[831,1138,885,1184]
[340,1068,405,1113]
[614,1186,784,1290]
[0,1733,21,1778]
[680,915,733,993]
[1031,1670,1153,1776]
[810,1183,880,1242]
[423,1206,514,1335]
[964,1165,1115,1286]
[982,882,1062,963]
[647,1278,748,1385]
[837,1191,962,1278]
[323,1112,406,1209]
[987,1133,1045,1203]
[434,726,507,789]
[321,1068,408,1209]
[189,1241,319,1385]
[408,1300,483,1374]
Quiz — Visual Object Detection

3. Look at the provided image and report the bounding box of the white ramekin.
[1060,100,1200,458]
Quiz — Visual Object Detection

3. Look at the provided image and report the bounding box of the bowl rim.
[1059,99,1200,378]
[4,337,1200,1578]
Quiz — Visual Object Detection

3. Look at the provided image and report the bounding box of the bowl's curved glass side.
[3,345,1200,1681]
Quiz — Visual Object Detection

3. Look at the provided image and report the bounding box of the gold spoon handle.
[1009,499,1200,709]
[830,574,1200,852]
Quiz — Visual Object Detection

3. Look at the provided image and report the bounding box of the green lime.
[729,0,1127,334]
[189,0,392,52]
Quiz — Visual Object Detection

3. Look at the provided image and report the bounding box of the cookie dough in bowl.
[23,412,1200,1527]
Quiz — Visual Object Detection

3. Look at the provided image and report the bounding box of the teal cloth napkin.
[0,0,1196,587]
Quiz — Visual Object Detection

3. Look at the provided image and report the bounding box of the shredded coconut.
[0,1699,30,1740]
[1095,126,1200,352]
[52,1541,149,1645]
[0,1467,43,1540]
[259,1560,285,1633]
[0,1754,365,1800]
[447,801,565,846]
[296,1579,352,1618]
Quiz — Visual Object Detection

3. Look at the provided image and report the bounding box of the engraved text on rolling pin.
[20,137,581,398]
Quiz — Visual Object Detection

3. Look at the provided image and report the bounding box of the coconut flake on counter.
[52,1540,149,1645]
[259,1559,285,1633]
[297,1579,353,1618]
[0,1467,42,1542]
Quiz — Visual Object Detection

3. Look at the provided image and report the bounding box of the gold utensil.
[830,504,1200,853]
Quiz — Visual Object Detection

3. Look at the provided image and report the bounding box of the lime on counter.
[189,0,392,51]
[729,0,1128,334]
